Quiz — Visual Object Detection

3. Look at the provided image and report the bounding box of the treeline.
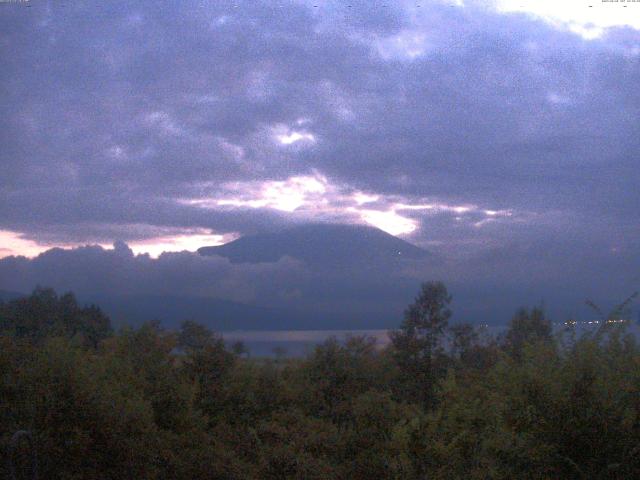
[1,284,640,479]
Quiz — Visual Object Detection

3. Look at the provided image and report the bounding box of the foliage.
[389,281,452,408]
[0,287,111,347]
[502,306,553,359]
[1,286,640,479]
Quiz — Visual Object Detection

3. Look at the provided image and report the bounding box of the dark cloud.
[0,240,423,328]
[1,0,639,318]
[0,236,635,327]
[0,242,307,304]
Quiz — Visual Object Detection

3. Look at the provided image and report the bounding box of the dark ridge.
[0,290,26,302]
[84,293,398,331]
[198,223,428,267]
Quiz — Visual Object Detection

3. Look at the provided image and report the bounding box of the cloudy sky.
[1,0,639,322]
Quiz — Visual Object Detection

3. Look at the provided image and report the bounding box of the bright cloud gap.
[180,173,514,237]
[272,123,317,146]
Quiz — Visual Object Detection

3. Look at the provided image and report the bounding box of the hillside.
[198,223,429,268]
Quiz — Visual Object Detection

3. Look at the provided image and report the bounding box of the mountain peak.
[198,223,428,267]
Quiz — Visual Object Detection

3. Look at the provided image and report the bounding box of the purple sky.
[1,1,639,322]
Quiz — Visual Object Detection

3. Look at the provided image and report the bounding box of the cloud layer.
[0,242,307,304]
[1,0,639,319]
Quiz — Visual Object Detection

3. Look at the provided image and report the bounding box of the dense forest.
[2,284,639,479]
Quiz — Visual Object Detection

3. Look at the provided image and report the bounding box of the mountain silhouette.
[83,293,398,331]
[0,289,25,302]
[0,225,431,332]
[198,223,428,268]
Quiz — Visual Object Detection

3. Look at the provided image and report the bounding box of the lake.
[221,322,640,357]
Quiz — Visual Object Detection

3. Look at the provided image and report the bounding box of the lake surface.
[222,329,392,357]
[222,322,640,357]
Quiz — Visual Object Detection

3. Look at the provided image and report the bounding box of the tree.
[503,307,552,359]
[0,287,112,347]
[75,304,112,348]
[178,319,214,351]
[303,335,388,424]
[449,322,478,360]
[231,340,249,357]
[390,281,452,408]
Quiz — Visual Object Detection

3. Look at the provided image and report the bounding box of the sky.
[1,0,639,323]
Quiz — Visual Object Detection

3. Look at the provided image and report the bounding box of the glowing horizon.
[0,229,233,260]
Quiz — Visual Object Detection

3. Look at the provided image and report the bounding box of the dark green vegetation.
[2,285,639,479]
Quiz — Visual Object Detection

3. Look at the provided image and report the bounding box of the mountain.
[0,289,26,302]
[0,225,429,332]
[84,293,397,331]
[85,294,296,331]
[198,223,429,268]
